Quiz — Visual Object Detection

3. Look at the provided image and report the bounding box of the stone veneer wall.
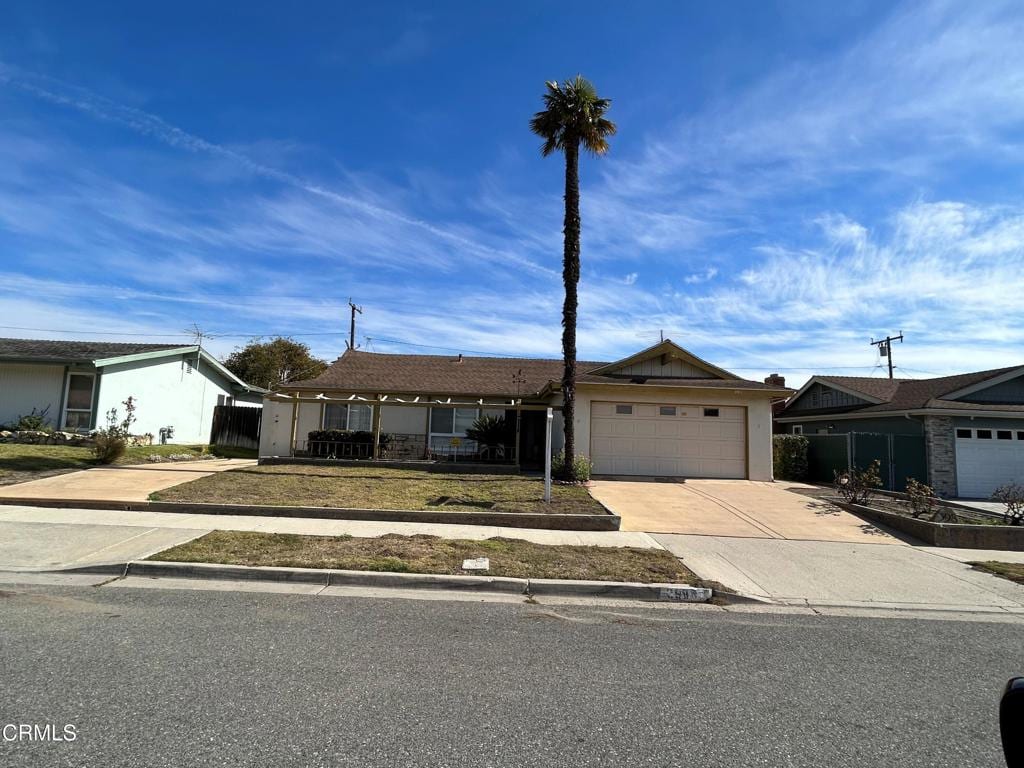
[922,416,957,497]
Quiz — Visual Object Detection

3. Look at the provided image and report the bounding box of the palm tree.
[530,76,616,479]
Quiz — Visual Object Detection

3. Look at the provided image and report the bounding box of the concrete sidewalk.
[653,533,1024,611]
[0,458,254,502]
[0,504,660,573]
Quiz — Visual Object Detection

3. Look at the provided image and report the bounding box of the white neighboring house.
[0,338,266,444]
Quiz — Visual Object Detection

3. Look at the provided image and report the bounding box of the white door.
[954,427,1024,498]
[590,401,746,478]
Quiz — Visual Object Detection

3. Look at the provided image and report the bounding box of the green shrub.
[773,434,809,480]
[465,415,511,448]
[92,397,137,465]
[551,451,593,482]
[307,430,390,447]
[14,406,52,432]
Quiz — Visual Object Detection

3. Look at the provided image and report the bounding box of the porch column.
[371,398,383,459]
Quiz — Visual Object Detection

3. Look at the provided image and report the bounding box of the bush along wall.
[773,434,809,481]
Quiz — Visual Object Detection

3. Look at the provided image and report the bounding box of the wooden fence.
[209,405,262,450]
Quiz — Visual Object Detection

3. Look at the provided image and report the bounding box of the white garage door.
[590,401,746,478]
[955,427,1024,498]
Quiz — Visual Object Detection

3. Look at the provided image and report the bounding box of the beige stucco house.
[259,340,791,481]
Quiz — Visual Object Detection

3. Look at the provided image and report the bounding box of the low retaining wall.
[259,456,521,474]
[844,501,1024,551]
[0,496,620,532]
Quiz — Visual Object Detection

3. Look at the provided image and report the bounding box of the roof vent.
[456,354,464,364]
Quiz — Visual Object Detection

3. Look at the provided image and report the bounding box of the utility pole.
[347,299,363,350]
[870,331,904,379]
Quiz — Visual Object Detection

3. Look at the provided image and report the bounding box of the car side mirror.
[1002,677,1024,767]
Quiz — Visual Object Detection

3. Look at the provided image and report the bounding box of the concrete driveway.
[589,478,901,544]
[0,458,254,503]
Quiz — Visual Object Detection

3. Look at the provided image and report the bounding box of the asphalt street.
[0,581,1020,767]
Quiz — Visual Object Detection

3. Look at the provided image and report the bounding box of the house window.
[792,425,803,435]
[659,406,676,416]
[323,403,373,432]
[1018,432,1024,441]
[998,430,1013,440]
[955,429,972,438]
[62,372,95,431]
[703,408,720,418]
[977,430,992,439]
[429,407,480,452]
[615,404,633,415]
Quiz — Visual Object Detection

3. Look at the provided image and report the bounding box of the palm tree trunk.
[560,138,580,477]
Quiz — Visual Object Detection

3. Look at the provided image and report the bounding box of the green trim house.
[776,366,1024,498]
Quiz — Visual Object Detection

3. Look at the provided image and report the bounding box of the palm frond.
[529,75,616,157]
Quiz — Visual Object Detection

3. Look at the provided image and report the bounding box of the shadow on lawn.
[219,468,541,484]
[0,456,89,474]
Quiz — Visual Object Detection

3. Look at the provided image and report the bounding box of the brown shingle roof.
[290,350,784,397]
[0,337,192,363]
[784,367,1022,415]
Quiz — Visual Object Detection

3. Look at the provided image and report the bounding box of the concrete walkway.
[0,504,661,572]
[0,458,254,502]
[590,478,902,544]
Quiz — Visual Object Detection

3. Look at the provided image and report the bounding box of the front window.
[429,407,479,452]
[63,373,95,431]
[323,403,374,432]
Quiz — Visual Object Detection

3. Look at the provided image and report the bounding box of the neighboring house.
[0,338,266,443]
[776,367,1024,498]
[260,339,792,480]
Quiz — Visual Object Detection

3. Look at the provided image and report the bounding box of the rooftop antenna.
[870,331,904,379]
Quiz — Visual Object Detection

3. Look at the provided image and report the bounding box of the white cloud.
[623,272,638,285]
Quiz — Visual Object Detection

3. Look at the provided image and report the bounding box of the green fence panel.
[804,434,850,483]
[892,434,927,491]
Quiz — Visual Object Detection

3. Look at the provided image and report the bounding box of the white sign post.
[543,407,553,503]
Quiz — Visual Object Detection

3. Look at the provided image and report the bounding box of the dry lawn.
[152,530,696,583]
[151,464,605,515]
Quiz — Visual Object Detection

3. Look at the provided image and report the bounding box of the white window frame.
[322,403,374,432]
[62,371,96,432]
[428,407,480,451]
[792,425,803,435]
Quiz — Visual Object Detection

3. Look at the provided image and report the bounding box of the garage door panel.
[955,434,1024,497]
[590,401,746,479]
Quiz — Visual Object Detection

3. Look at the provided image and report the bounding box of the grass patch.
[969,561,1024,585]
[0,443,236,486]
[151,464,605,515]
[151,530,697,583]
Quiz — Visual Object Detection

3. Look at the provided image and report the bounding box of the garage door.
[954,427,1024,498]
[590,401,746,478]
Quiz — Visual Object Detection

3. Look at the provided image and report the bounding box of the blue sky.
[1,0,1023,385]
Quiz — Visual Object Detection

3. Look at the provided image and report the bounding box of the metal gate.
[804,432,926,491]
[209,405,262,450]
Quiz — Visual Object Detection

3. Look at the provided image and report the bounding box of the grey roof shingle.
[0,338,191,363]
[782,367,1022,415]
[289,350,784,397]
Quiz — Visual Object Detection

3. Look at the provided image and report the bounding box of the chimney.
[764,373,786,387]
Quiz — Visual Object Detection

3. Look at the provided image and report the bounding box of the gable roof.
[0,337,268,394]
[0,337,191,364]
[289,347,787,398]
[583,339,740,380]
[779,366,1022,417]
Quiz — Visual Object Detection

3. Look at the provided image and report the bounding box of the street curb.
[37,560,712,602]
[0,496,621,532]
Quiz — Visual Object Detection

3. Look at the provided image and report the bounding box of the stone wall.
[0,431,154,447]
[923,416,957,497]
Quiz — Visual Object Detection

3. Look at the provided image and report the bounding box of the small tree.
[904,478,938,519]
[834,460,882,505]
[14,406,52,432]
[92,397,137,464]
[992,483,1024,526]
[224,337,328,390]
